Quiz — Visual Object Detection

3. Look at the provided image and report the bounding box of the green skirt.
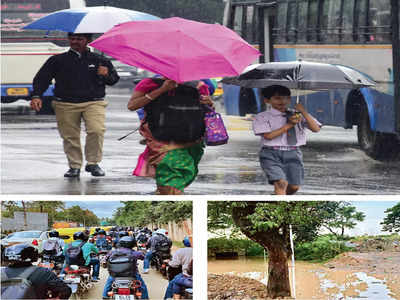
[155,143,204,191]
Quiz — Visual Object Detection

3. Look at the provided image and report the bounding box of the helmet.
[73,231,88,241]
[98,229,106,235]
[183,236,191,247]
[118,236,137,249]
[49,230,59,238]
[95,227,101,232]
[118,231,129,238]
[155,229,168,236]
[4,243,39,262]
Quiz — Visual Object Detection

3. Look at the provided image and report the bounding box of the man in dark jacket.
[1,243,71,299]
[102,236,148,299]
[31,32,119,178]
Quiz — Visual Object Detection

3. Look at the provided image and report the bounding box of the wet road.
[2,87,400,195]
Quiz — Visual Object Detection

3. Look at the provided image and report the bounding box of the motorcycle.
[150,250,171,278]
[38,253,64,275]
[137,242,147,253]
[183,288,193,299]
[60,265,93,299]
[107,278,143,300]
[98,249,109,268]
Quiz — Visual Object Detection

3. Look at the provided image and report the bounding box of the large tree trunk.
[232,203,292,298]
[266,241,291,297]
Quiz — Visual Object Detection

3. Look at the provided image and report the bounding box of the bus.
[222,0,400,160]
[1,0,86,113]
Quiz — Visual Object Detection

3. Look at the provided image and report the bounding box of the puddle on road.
[208,257,398,299]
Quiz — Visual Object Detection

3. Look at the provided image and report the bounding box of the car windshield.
[8,231,41,238]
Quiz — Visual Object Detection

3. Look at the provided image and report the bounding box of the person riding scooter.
[164,236,193,299]
[95,229,111,251]
[102,236,149,299]
[62,231,100,281]
[143,229,172,274]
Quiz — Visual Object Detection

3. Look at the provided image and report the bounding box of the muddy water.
[208,257,399,299]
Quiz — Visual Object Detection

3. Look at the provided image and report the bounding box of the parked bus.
[1,0,86,113]
[222,0,400,160]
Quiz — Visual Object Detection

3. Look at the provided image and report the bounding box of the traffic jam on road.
[1,226,193,300]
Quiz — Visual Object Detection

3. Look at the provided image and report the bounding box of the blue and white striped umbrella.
[23,6,160,33]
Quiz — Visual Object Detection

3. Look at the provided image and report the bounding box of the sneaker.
[92,277,99,282]
[142,268,149,274]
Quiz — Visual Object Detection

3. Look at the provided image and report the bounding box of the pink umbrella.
[90,17,260,82]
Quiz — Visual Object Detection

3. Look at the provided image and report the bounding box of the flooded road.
[2,87,400,195]
[208,255,399,299]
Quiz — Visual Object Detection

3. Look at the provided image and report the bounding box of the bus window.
[287,0,297,43]
[244,5,256,44]
[275,1,288,43]
[368,0,391,43]
[320,0,341,43]
[1,0,70,45]
[297,0,308,43]
[307,0,319,42]
[342,0,355,43]
[233,5,244,37]
[354,0,368,42]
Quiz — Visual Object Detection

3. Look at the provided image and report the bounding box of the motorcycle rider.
[102,236,149,299]
[113,230,129,247]
[62,231,100,281]
[95,229,111,250]
[170,260,192,300]
[164,236,193,299]
[143,229,172,273]
[42,230,65,267]
[1,243,72,299]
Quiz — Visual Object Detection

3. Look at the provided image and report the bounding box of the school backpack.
[144,78,205,143]
[65,241,86,266]
[1,266,38,299]
[107,250,137,277]
[42,239,61,255]
[154,235,171,252]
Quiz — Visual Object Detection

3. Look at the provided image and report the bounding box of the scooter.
[107,277,143,300]
[60,265,93,299]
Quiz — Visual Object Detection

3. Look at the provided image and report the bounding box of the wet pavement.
[2,87,400,195]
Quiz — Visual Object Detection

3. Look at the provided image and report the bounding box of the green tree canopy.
[381,202,400,232]
[321,203,365,237]
[113,201,192,227]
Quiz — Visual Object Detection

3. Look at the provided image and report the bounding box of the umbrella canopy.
[222,61,375,90]
[89,17,260,83]
[23,6,160,33]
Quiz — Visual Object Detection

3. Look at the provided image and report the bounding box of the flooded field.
[208,254,400,299]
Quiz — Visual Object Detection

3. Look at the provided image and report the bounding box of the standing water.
[208,257,398,299]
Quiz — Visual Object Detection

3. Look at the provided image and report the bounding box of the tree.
[321,203,365,237]
[208,201,341,299]
[113,201,192,227]
[1,201,23,218]
[381,202,400,232]
[26,201,65,227]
